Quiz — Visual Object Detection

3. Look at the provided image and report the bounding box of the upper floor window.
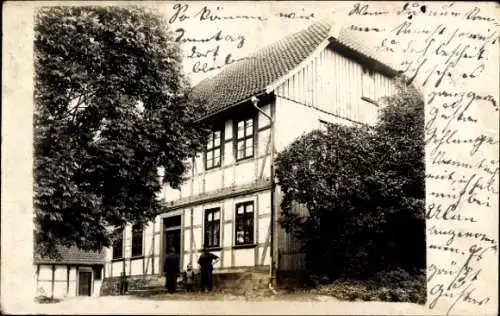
[235,117,254,160]
[112,229,124,260]
[131,224,143,257]
[204,208,221,248]
[205,129,222,170]
[361,67,378,105]
[235,202,254,245]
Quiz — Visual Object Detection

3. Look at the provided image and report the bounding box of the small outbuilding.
[35,246,105,298]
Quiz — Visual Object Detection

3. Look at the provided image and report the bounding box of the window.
[204,208,221,248]
[235,117,254,160]
[205,129,222,170]
[361,67,378,104]
[131,224,143,257]
[235,202,254,245]
[112,230,123,260]
[93,266,102,280]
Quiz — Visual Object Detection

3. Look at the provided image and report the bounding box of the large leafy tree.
[275,79,425,278]
[34,6,207,256]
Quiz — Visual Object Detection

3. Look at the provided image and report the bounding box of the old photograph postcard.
[1,1,498,315]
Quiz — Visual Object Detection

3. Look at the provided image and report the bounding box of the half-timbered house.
[102,19,398,290]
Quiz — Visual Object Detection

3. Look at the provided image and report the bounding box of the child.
[184,263,195,292]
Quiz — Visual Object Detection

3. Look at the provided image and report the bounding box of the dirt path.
[13,295,434,315]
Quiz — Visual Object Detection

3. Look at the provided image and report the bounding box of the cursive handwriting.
[170,3,267,24]
[175,28,246,49]
[428,245,496,315]
[349,3,389,16]
[354,3,499,314]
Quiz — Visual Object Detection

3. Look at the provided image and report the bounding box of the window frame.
[205,128,223,170]
[234,201,255,246]
[112,229,124,260]
[131,224,144,258]
[204,208,221,249]
[361,67,379,106]
[234,116,255,161]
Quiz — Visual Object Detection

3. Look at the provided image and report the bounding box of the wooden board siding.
[274,45,396,272]
[275,46,395,132]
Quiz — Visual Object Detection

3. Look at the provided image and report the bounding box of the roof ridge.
[193,19,332,90]
[191,18,334,116]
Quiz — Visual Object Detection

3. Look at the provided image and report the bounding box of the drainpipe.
[250,95,277,294]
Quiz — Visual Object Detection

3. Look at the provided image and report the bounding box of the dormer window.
[235,117,254,161]
[205,129,222,170]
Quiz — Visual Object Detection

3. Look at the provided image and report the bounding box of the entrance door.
[164,215,182,270]
[166,230,181,254]
[78,271,92,296]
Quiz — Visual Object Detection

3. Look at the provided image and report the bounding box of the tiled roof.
[34,245,105,265]
[192,19,398,118]
[192,20,332,117]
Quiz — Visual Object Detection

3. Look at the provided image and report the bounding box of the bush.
[314,269,425,304]
[275,78,425,280]
[35,295,61,304]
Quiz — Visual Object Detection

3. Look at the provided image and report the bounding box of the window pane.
[214,225,220,246]
[207,133,213,149]
[246,203,253,213]
[237,127,244,139]
[206,230,212,246]
[214,131,221,147]
[245,138,253,149]
[245,231,252,244]
[237,121,244,130]
[236,228,245,244]
[213,155,220,167]
[245,216,252,227]
[237,205,244,214]
[245,121,253,135]
[214,211,220,220]
[237,140,245,151]
[237,141,245,159]
[245,139,253,157]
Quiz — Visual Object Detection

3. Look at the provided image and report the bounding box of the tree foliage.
[34,6,207,256]
[275,78,425,279]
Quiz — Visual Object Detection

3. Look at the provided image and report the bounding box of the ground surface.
[7,292,437,315]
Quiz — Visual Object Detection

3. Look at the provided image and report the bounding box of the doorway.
[163,215,182,270]
[78,270,92,296]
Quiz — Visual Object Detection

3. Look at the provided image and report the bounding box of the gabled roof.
[34,245,105,265]
[192,19,398,119]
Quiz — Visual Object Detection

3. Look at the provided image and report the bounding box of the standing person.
[198,247,219,292]
[163,246,180,293]
[184,263,195,292]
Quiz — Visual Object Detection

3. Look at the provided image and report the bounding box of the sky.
[146,1,399,86]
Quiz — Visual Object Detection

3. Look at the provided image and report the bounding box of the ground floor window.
[131,224,143,257]
[235,202,254,245]
[112,229,123,260]
[204,208,221,248]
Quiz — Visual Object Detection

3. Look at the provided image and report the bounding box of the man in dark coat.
[198,247,219,292]
[163,246,180,293]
